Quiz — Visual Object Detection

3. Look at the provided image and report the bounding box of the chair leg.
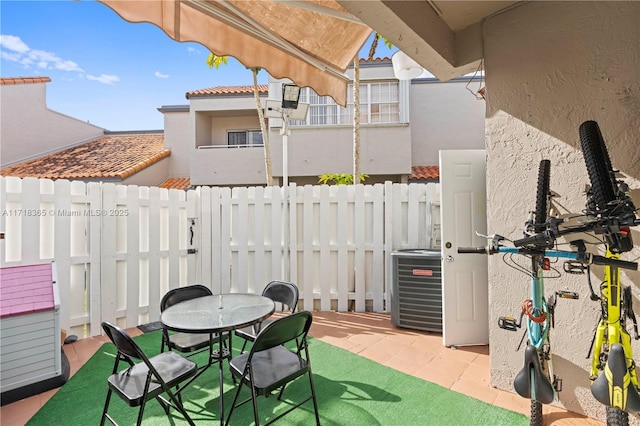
[163,387,196,426]
[136,401,147,426]
[251,387,260,426]
[100,388,113,426]
[276,383,287,400]
[308,371,321,426]
[240,339,248,353]
[224,374,245,426]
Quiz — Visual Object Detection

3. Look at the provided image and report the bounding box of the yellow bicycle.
[578,120,640,425]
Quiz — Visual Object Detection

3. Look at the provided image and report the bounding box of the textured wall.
[1,82,104,166]
[484,1,640,421]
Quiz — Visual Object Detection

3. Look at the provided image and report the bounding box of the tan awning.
[98,0,372,106]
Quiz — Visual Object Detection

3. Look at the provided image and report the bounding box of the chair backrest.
[160,284,213,312]
[262,281,299,313]
[251,311,312,353]
[102,321,149,364]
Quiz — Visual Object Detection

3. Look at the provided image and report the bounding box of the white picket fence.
[0,176,440,337]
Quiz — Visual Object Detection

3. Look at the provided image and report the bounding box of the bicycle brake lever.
[475,231,505,241]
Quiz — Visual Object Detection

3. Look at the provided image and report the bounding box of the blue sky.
[1,0,394,131]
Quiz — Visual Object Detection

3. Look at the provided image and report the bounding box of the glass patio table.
[160,293,275,425]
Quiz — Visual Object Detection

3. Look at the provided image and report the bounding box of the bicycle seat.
[513,344,555,404]
[591,344,640,413]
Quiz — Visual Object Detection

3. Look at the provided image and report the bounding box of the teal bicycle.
[459,160,638,426]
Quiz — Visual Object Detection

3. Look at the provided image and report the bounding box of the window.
[227,130,263,147]
[295,81,400,126]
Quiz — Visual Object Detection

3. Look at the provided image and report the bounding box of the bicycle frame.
[500,247,578,350]
[495,246,581,405]
[589,249,640,412]
[528,256,549,350]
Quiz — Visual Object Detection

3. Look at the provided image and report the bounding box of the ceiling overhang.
[338,0,521,80]
[99,0,372,106]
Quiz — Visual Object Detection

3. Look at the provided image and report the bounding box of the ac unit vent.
[390,250,442,332]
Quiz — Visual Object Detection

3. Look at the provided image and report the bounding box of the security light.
[282,84,301,109]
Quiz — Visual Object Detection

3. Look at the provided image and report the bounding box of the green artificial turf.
[27,330,527,425]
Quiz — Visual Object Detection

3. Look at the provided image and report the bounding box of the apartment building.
[160,58,486,187]
[1,59,485,187]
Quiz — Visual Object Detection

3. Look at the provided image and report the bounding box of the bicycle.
[458,159,639,426]
[578,120,640,425]
[459,159,576,426]
[512,121,640,425]
[459,232,635,426]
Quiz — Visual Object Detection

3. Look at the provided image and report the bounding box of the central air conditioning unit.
[390,249,442,332]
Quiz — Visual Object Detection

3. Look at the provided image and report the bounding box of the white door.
[439,149,488,347]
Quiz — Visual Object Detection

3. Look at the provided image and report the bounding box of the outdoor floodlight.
[282,84,301,109]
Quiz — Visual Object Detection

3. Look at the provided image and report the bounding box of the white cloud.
[0,50,22,63]
[0,35,29,53]
[1,34,85,74]
[155,71,169,78]
[187,46,200,54]
[86,74,120,85]
[26,48,84,72]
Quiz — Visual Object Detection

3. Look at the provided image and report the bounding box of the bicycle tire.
[606,406,629,426]
[534,160,551,232]
[579,120,616,211]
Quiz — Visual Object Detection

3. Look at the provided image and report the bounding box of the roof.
[0,263,55,318]
[1,133,169,180]
[410,165,439,180]
[359,57,392,63]
[186,84,269,99]
[159,177,191,190]
[0,76,51,85]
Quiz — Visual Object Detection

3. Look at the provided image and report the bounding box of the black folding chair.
[100,321,197,426]
[225,311,320,426]
[160,285,230,379]
[234,281,299,353]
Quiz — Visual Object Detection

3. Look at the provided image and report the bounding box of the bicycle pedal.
[554,377,563,392]
[564,261,586,274]
[498,316,519,331]
[556,290,579,300]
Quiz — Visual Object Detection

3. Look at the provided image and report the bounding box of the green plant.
[318,173,368,185]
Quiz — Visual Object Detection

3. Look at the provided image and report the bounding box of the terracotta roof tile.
[410,165,439,180]
[186,85,268,99]
[0,76,52,85]
[159,177,191,190]
[1,133,169,181]
[359,57,391,63]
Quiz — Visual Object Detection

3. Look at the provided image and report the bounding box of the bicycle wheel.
[606,406,629,426]
[579,120,616,211]
[534,160,551,232]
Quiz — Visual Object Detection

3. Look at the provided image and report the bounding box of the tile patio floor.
[0,311,602,425]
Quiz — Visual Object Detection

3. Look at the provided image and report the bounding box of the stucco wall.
[121,156,171,187]
[162,110,190,177]
[0,81,104,166]
[210,116,263,146]
[271,124,412,177]
[484,1,640,421]
[409,78,486,166]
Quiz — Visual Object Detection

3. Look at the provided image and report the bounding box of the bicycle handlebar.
[513,215,640,248]
[457,242,638,270]
[457,247,489,254]
[513,232,555,248]
[590,254,638,270]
